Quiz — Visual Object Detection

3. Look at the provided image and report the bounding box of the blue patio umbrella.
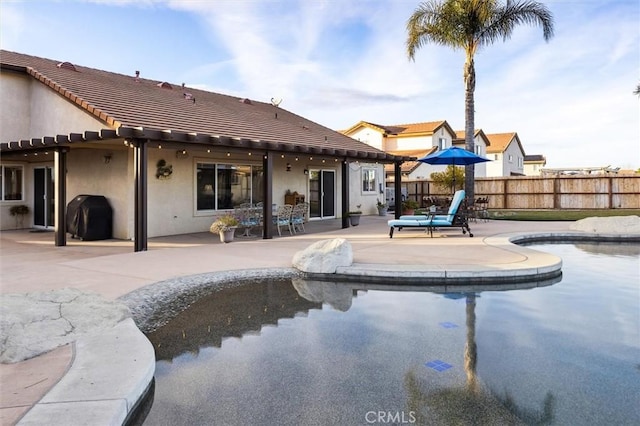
[417,147,490,193]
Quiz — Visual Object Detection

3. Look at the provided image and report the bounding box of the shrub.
[210,214,239,233]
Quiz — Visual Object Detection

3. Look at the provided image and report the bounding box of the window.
[196,162,263,211]
[438,138,446,150]
[518,157,523,167]
[508,154,513,162]
[362,168,376,193]
[1,165,23,201]
[475,145,481,155]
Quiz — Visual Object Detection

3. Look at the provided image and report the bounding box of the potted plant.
[9,204,29,228]
[346,210,362,226]
[376,199,388,216]
[401,199,420,215]
[210,213,239,243]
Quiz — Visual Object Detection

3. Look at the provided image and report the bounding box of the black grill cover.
[66,195,113,241]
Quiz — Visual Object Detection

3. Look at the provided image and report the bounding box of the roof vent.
[183,93,196,104]
[157,82,173,89]
[135,71,140,82]
[239,98,252,105]
[57,62,77,72]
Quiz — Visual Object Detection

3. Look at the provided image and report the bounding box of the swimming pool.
[142,242,639,425]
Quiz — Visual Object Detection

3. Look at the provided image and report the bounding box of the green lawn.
[488,209,640,221]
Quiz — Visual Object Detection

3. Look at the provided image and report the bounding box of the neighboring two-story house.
[485,132,526,177]
[341,120,455,181]
[341,120,493,184]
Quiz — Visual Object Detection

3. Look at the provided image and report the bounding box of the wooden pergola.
[1,126,412,251]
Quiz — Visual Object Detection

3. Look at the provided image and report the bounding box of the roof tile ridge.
[26,66,119,127]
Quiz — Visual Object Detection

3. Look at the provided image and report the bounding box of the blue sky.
[2,0,638,169]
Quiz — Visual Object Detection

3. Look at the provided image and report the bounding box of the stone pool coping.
[11,229,640,425]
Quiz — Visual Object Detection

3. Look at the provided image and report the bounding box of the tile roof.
[1,50,407,161]
[383,147,437,174]
[454,129,490,146]
[524,154,546,162]
[342,120,454,137]
[485,132,523,154]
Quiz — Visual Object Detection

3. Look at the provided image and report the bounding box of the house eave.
[1,126,413,163]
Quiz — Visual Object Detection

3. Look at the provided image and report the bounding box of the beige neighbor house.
[0,50,411,250]
[340,120,470,182]
[524,154,547,176]
[485,132,526,176]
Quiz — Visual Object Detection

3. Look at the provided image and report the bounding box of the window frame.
[361,167,377,194]
[1,164,25,202]
[194,160,262,215]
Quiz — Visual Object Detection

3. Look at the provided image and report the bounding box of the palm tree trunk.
[464,293,478,393]
[464,56,476,202]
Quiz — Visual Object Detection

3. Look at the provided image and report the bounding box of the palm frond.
[482,0,554,46]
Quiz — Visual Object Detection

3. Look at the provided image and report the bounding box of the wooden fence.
[402,175,640,209]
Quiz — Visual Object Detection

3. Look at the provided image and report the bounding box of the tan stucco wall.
[347,162,385,215]
[346,128,384,150]
[0,72,32,140]
[66,148,131,239]
[0,72,108,142]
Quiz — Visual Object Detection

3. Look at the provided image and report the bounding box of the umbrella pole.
[451,164,456,195]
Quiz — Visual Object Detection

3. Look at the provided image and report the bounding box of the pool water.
[143,242,640,425]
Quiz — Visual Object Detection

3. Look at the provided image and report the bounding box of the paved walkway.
[0,216,574,425]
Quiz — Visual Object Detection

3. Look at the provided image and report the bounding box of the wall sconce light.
[286,163,292,172]
[103,153,112,164]
[176,149,189,159]
[303,169,309,175]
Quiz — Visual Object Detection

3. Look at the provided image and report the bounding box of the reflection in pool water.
[142,243,639,425]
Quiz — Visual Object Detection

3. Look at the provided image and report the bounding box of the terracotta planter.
[402,209,415,216]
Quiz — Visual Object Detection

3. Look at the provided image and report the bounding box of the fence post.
[553,177,560,209]
[608,176,613,209]
[503,179,508,209]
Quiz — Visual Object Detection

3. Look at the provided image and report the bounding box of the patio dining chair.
[274,204,294,236]
[235,207,261,237]
[474,197,489,222]
[290,203,307,234]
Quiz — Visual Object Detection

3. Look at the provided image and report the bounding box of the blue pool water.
[143,242,639,425]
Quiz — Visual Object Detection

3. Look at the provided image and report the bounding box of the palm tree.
[407,0,554,201]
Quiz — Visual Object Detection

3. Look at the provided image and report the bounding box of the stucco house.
[0,50,410,250]
[485,132,526,177]
[524,154,547,176]
[341,121,492,183]
[341,120,460,181]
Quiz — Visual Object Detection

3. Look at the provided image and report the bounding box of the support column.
[394,161,402,219]
[54,148,68,246]
[341,160,349,229]
[262,152,273,239]
[133,139,148,252]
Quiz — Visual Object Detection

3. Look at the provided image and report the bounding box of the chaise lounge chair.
[387,190,473,238]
